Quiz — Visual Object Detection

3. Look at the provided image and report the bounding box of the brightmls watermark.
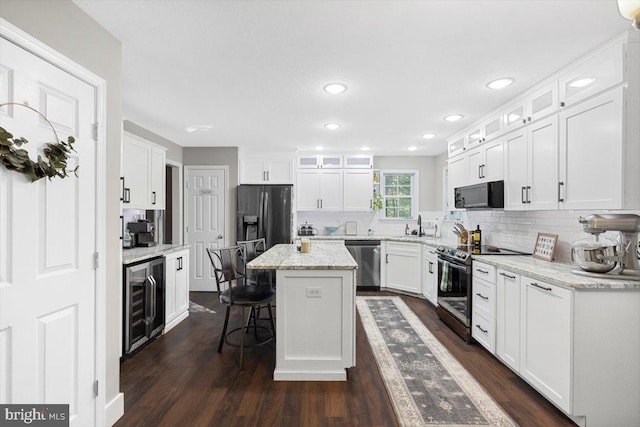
[0,405,68,427]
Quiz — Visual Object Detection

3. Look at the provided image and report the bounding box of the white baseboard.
[105,392,124,427]
[164,310,189,333]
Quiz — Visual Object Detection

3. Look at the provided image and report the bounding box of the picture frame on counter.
[345,221,358,236]
[533,232,558,261]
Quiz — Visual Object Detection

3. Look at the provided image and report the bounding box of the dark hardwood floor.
[115,291,576,427]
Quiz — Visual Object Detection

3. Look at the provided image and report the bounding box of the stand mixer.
[571,213,640,279]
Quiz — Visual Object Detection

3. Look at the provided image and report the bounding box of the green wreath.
[0,102,78,182]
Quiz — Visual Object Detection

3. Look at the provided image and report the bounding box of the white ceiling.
[74,0,630,156]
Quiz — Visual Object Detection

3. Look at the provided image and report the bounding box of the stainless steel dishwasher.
[345,240,381,290]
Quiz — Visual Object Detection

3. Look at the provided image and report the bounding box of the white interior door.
[0,38,97,426]
[185,167,226,291]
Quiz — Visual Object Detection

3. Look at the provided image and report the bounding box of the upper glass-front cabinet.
[297,154,343,169]
[448,135,465,156]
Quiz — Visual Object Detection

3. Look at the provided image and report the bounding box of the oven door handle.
[438,257,468,271]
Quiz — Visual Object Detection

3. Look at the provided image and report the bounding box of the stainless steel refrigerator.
[237,184,292,249]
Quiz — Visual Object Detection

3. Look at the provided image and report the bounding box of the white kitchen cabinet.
[296,169,343,211]
[150,145,166,209]
[384,241,422,294]
[471,261,496,354]
[343,169,373,211]
[447,134,466,157]
[122,132,167,210]
[239,158,294,184]
[297,154,343,169]
[482,116,503,143]
[422,247,437,306]
[520,276,572,413]
[448,154,468,210]
[496,269,520,372]
[344,154,374,169]
[559,42,624,108]
[164,248,190,333]
[504,116,558,210]
[558,87,630,210]
[467,140,503,184]
[502,81,559,133]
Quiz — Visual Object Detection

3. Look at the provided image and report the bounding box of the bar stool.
[206,246,275,368]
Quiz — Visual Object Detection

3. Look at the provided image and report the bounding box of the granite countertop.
[472,255,640,290]
[123,244,190,265]
[247,243,358,270]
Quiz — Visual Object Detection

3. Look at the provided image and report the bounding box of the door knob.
[217,235,223,239]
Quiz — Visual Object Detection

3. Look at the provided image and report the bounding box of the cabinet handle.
[266,171,270,181]
[527,117,532,122]
[475,324,488,334]
[558,181,564,202]
[530,282,552,292]
[475,292,489,300]
[428,261,433,274]
[522,118,527,124]
[521,186,526,204]
[500,272,516,279]
[476,268,489,274]
[152,191,156,205]
[370,199,373,209]
[320,199,323,209]
[386,254,389,264]
[478,164,482,179]
[526,186,531,204]
[120,177,125,202]
[560,101,565,107]
[482,164,486,178]
[317,199,320,209]
[120,215,124,240]
[124,188,131,203]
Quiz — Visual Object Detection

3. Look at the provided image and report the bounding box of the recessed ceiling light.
[421,133,436,140]
[444,114,464,122]
[568,77,595,88]
[324,123,341,130]
[314,146,324,151]
[360,146,371,151]
[486,78,515,90]
[407,146,418,152]
[323,83,348,94]
[185,125,213,133]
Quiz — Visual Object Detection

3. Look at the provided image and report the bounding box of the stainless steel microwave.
[454,181,504,209]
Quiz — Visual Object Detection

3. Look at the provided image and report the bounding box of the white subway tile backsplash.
[467,209,640,262]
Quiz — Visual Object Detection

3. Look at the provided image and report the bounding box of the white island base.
[246,243,358,381]
[274,269,356,381]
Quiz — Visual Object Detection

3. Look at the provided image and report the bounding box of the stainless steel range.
[435,244,529,343]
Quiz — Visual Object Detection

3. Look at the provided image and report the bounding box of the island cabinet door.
[520,276,572,413]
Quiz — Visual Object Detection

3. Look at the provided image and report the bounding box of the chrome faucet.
[418,215,424,237]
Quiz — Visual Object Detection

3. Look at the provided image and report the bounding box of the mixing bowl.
[324,226,340,236]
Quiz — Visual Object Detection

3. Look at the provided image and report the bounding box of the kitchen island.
[247,243,357,381]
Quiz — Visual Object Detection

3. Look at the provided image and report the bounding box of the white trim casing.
[0,18,111,427]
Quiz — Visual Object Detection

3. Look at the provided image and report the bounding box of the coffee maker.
[571,214,640,279]
[127,220,157,247]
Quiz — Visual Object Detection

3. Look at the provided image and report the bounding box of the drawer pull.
[475,292,489,300]
[530,282,552,292]
[475,324,488,334]
[476,268,489,274]
[500,272,516,279]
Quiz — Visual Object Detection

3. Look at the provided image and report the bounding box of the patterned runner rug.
[357,296,517,427]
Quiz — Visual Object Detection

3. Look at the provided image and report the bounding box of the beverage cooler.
[123,256,165,356]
